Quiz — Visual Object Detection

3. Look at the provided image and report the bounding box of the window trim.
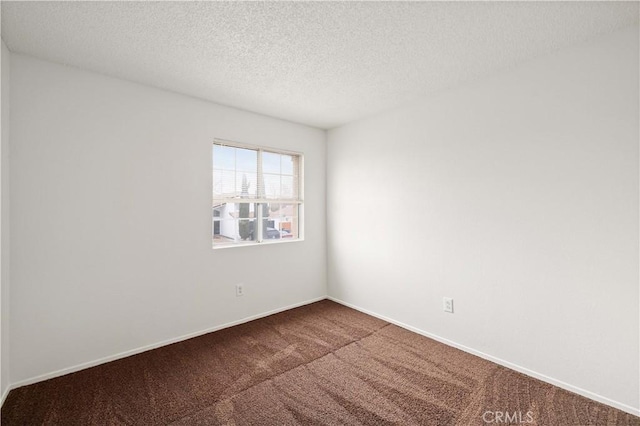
[212,138,304,249]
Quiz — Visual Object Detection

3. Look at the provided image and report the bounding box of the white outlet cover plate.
[443,297,454,313]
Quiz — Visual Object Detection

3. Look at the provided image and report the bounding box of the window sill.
[212,238,305,250]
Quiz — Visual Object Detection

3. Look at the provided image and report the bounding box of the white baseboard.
[327,296,640,418]
[1,384,9,408]
[6,295,639,418]
[7,296,326,394]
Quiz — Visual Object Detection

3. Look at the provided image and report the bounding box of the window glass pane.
[212,202,255,219]
[236,147,257,173]
[213,219,235,243]
[281,154,294,175]
[264,203,299,240]
[281,175,294,199]
[213,145,235,170]
[238,218,257,242]
[212,203,257,243]
[236,172,257,198]
[213,170,236,198]
[262,151,280,174]
[263,173,281,199]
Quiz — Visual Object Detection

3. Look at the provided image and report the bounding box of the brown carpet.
[2,300,638,425]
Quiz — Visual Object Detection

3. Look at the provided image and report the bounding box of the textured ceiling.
[1,1,638,129]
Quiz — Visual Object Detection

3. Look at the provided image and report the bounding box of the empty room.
[0,1,638,425]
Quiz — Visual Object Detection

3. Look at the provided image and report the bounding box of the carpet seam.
[167,322,392,424]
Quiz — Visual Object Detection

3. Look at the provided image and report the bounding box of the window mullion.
[257,149,264,243]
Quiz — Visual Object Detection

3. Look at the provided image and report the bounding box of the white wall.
[327,26,639,413]
[9,54,326,385]
[1,39,10,402]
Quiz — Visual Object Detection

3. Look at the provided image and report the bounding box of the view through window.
[212,140,302,247]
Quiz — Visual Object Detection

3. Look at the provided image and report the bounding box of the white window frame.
[212,138,304,248]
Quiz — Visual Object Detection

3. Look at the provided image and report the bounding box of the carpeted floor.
[1,300,638,425]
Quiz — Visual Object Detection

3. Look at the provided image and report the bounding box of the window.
[212,140,303,248]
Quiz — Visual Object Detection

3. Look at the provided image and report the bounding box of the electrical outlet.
[236,283,244,297]
[443,297,454,313]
